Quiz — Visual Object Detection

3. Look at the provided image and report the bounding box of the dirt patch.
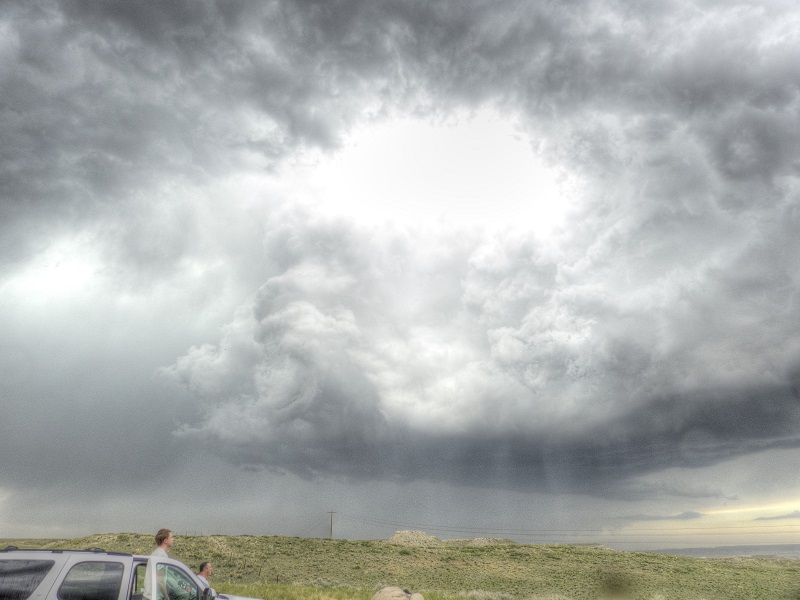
[387,531,515,547]
[387,531,443,547]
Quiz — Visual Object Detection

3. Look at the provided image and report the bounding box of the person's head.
[199,562,212,577]
[155,529,174,549]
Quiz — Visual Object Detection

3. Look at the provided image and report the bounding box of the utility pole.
[328,511,336,540]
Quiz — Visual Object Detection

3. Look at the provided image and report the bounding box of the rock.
[371,587,423,600]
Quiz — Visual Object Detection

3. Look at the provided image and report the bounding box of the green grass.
[3,533,800,600]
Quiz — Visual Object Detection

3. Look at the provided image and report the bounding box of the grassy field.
[3,532,800,600]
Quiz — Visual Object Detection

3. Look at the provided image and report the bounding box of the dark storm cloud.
[168,207,800,496]
[1,0,394,273]
[179,375,800,493]
[4,0,797,267]
[2,0,800,534]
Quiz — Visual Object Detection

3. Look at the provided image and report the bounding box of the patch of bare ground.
[386,531,443,547]
[387,531,515,547]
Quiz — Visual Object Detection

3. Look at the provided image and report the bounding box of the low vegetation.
[3,532,800,600]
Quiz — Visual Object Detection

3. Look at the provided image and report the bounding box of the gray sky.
[2,0,800,550]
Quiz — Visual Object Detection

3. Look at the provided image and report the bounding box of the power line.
[298,515,331,539]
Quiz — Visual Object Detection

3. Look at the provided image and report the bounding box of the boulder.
[370,586,423,600]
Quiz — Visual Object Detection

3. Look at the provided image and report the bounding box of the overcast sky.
[2,0,800,550]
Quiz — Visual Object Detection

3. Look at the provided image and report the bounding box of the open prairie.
[2,532,799,600]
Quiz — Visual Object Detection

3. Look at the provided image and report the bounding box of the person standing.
[197,562,212,587]
[144,529,175,600]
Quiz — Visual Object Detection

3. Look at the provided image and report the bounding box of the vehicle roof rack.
[0,547,132,557]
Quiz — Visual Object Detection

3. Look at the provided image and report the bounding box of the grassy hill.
[3,532,800,600]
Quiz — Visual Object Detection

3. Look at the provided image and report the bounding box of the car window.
[0,560,56,600]
[131,564,146,594]
[163,565,198,600]
[140,562,198,600]
[57,562,123,600]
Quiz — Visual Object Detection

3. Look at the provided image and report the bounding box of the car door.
[133,559,199,600]
[52,557,129,600]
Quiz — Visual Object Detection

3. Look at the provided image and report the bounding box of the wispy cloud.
[755,510,800,521]
[629,512,706,522]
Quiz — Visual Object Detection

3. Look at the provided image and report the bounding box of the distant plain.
[3,532,800,600]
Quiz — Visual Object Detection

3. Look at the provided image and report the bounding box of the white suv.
[0,547,261,600]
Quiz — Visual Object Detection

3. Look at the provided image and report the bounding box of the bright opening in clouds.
[287,110,572,237]
[5,239,97,298]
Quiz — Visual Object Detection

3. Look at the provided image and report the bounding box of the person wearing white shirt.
[143,529,174,600]
[196,562,212,588]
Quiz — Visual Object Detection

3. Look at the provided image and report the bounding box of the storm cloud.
[2,0,800,545]
[166,210,800,493]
